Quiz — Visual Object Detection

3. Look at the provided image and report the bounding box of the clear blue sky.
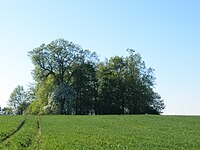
[0,0,200,115]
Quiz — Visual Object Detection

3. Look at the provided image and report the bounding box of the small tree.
[2,107,12,115]
[8,85,28,115]
[45,83,76,114]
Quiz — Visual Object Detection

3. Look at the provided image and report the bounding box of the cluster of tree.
[8,38,165,115]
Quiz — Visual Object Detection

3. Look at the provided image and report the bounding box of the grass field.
[0,115,199,149]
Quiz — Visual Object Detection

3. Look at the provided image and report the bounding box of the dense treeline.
[9,38,165,115]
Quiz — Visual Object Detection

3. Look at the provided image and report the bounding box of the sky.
[0,0,200,115]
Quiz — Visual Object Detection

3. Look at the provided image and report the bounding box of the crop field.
[0,115,199,149]
[0,115,25,142]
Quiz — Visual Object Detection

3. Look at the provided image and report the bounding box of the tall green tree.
[97,50,165,114]
[70,49,98,115]
[28,39,99,114]
[72,61,98,115]
[28,38,82,85]
[97,62,116,114]
[97,57,126,114]
[124,49,164,114]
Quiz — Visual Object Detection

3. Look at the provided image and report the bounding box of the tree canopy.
[8,85,29,115]
[17,38,164,115]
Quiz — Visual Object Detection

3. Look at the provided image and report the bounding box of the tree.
[71,61,98,115]
[97,57,127,114]
[28,39,99,114]
[28,38,82,85]
[97,50,165,114]
[26,83,37,103]
[8,85,28,115]
[124,49,165,114]
[71,50,98,115]
[2,107,12,115]
[26,74,57,115]
[46,83,75,114]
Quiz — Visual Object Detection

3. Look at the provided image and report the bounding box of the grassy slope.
[0,116,38,149]
[39,115,200,149]
[0,115,25,141]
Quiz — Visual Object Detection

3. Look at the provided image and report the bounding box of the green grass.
[0,115,200,149]
[38,115,200,149]
[0,115,25,140]
[0,115,38,149]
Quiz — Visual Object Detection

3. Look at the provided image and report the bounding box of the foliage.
[28,38,82,85]
[25,100,40,115]
[97,50,164,114]
[1,107,13,115]
[25,83,37,103]
[71,59,98,115]
[27,39,164,115]
[8,85,28,115]
[46,83,75,114]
